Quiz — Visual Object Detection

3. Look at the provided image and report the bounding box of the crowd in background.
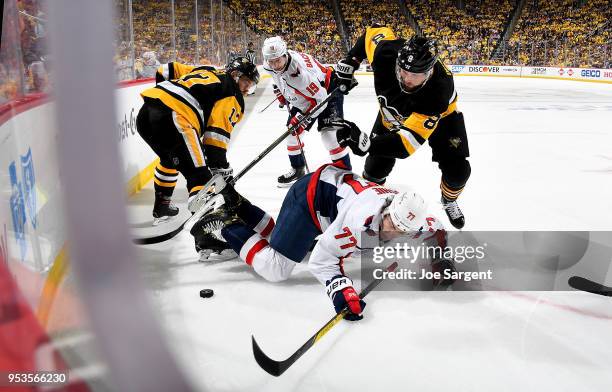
[2,0,611,103]
[341,0,414,48]
[0,0,49,102]
[83,0,612,80]
[503,0,611,68]
[114,0,256,80]
[228,0,344,63]
[406,0,514,65]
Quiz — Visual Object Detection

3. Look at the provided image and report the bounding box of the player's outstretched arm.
[308,224,365,320]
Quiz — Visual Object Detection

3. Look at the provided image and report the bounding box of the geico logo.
[580,69,601,78]
[468,66,499,73]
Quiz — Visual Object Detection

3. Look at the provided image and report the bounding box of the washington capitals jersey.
[305,164,446,285]
[304,164,396,284]
[348,26,458,156]
[263,50,333,118]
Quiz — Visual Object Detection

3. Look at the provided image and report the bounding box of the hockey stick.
[230,85,339,184]
[295,131,310,173]
[259,96,279,113]
[568,276,612,297]
[133,86,341,245]
[286,105,311,174]
[252,261,398,377]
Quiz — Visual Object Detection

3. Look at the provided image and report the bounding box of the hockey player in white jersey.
[262,36,351,187]
[191,122,454,320]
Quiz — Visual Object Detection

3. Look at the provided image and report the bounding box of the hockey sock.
[153,162,178,197]
[237,200,275,237]
[221,224,269,266]
[440,180,464,201]
[332,154,351,170]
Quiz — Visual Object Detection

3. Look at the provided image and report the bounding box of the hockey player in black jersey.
[334,26,471,229]
[137,57,259,260]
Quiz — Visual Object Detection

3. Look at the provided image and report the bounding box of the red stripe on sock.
[329,146,345,155]
[287,144,305,151]
[245,239,269,266]
[260,218,275,237]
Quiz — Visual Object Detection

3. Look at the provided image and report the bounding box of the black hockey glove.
[335,58,360,94]
[333,119,370,156]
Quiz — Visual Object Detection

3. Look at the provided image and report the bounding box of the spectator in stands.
[136,51,160,79]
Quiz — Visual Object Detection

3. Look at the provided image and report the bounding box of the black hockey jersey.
[141,69,244,165]
[348,26,458,156]
[155,62,218,83]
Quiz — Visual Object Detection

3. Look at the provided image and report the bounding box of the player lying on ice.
[190,137,456,320]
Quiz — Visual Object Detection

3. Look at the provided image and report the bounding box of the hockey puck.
[199,289,214,298]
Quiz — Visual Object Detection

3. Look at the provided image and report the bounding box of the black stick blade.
[132,222,185,245]
[568,276,612,297]
[252,336,285,377]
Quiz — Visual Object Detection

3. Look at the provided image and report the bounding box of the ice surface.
[130,75,612,392]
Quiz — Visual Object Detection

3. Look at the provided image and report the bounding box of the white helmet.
[384,191,427,232]
[262,36,288,61]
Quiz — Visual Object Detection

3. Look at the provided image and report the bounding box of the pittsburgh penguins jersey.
[263,50,333,118]
[155,62,218,83]
[141,68,243,167]
[348,26,458,157]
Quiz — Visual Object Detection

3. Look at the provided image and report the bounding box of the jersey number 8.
[423,115,440,130]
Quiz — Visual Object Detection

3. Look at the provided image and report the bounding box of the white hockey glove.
[210,166,234,182]
[333,119,370,156]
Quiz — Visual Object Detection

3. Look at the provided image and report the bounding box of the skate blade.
[152,215,177,226]
[199,250,238,262]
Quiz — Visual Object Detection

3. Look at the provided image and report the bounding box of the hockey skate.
[277,166,305,188]
[441,196,465,229]
[190,194,242,262]
[152,192,179,226]
[195,232,237,262]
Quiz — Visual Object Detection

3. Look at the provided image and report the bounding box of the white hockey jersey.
[305,164,445,285]
[263,49,332,118]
